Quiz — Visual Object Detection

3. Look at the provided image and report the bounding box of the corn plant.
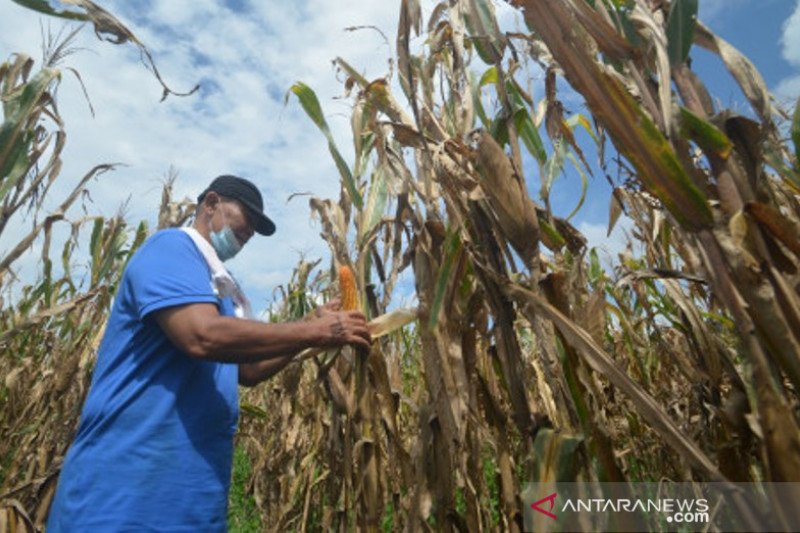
[235,0,800,531]
[0,41,195,529]
[0,3,204,527]
[2,0,799,531]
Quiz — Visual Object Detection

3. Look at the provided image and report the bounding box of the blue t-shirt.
[46,228,240,532]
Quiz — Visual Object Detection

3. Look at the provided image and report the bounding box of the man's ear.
[202,191,221,213]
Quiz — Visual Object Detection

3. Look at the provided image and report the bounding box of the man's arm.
[238,354,294,386]
[153,303,370,368]
[236,300,344,386]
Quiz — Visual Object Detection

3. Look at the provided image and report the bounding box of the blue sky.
[699,0,796,94]
[0,0,798,314]
[573,1,797,191]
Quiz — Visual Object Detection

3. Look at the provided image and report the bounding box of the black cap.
[197,175,276,236]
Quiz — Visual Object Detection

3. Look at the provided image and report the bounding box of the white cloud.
[0,0,404,311]
[776,0,800,102]
[578,215,639,273]
[0,0,627,310]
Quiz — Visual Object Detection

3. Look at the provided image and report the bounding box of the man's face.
[210,197,255,247]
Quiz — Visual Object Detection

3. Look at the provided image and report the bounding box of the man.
[46,175,371,531]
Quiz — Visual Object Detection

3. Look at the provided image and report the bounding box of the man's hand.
[303,299,341,321]
[314,305,371,350]
[315,298,341,317]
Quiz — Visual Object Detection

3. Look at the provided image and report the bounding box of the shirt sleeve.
[125,230,219,320]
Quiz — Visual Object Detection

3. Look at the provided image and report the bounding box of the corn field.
[2,0,800,531]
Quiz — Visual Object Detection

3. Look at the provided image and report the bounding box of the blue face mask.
[210,224,242,262]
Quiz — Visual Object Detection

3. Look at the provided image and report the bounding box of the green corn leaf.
[288,82,363,209]
[0,67,60,182]
[463,0,505,65]
[490,113,509,146]
[334,57,369,88]
[54,277,75,302]
[504,78,529,109]
[616,5,643,48]
[505,79,547,163]
[588,248,604,286]
[9,0,88,21]
[764,145,800,192]
[792,97,800,168]
[632,103,712,229]
[700,310,736,331]
[353,132,375,181]
[240,402,268,419]
[358,165,389,250]
[565,150,589,220]
[479,66,499,88]
[539,217,567,252]
[530,428,585,482]
[42,256,53,305]
[565,113,599,144]
[351,100,372,174]
[287,81,329,136]
[667,0,698,66]
[0,131,32,201]
[514,108,547,164]
[121,220,149,272]
[469,71,491,128]
[96,225,125,284]
[61,232,74,286]
[428,231,463,331]
[542,139,567,201]
[89,217,104,285]
[678,106,732,159]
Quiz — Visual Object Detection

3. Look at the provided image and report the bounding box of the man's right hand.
[315,308,372,350]
[154,301,372,364]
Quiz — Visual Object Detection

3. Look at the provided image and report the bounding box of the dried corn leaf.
[504,281,726,481]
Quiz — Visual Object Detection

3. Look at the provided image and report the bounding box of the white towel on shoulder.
[180,227,254,319]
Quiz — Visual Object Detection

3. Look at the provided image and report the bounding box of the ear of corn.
[338,264,358,311]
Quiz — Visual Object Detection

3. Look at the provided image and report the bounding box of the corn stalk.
[240,0,800,530]
[0,47,194,531]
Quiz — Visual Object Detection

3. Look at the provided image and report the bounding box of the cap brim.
[241,199,276,236]
[255,214,276,236]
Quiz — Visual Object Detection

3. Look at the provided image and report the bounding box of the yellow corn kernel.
[338,265,358,311]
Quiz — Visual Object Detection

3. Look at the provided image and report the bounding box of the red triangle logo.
[531,492,558,520]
